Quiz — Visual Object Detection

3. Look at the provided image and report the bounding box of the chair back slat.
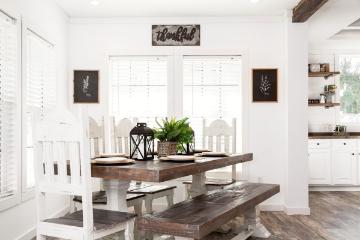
[89,117,105,157]
[112,117,137,154]
[202,118,237,180]
[56,141,67,183]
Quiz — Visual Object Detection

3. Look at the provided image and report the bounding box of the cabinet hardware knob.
[352,153,355,155]
[317,143,320,145]
[343,143,346,145]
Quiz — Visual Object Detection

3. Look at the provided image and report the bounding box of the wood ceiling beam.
[292,0,329,23]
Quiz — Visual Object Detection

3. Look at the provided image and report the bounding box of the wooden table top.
[91,153,253,182]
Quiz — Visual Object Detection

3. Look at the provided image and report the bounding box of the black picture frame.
[73,70,99,104]
[152,25,200,46]
[252,69,278,102]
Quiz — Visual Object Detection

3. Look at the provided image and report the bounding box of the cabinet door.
[308,150,331,185]
[332,151,357,185]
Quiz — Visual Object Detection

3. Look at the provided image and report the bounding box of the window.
[339,55,360,123]
[182,56,242,151]
[23,29,56,192]
[0,11,20,207]
[109,56,168,126]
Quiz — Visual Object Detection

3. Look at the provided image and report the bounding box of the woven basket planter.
[157,141,177,157]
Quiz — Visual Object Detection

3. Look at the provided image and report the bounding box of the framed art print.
[73,70,99,103]
[252,69,278,102]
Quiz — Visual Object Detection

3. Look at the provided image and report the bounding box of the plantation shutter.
[109,56,168,127]
[182,55,242,149]
[0,12,18,199]
[26,30,56,115]
[24,30,56,189]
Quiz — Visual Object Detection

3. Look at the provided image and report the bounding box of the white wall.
[0,0,69,239]
[69,15,309,213]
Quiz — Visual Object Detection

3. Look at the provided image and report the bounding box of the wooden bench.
[73,191,145,215]
[137,182,280,240]
[128,184,176,214]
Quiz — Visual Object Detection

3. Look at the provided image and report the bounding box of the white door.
[332,140,357,185]
[308,149,331,185]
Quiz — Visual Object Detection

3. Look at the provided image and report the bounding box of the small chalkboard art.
[252,69,278,102]
[73,70,99,103]
[152,25,200,46]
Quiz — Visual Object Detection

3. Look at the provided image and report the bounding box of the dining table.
[91,153,253,213]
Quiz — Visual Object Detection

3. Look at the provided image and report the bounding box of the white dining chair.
[34,110,135,240]
[78,116,145,216]
[89,117,106,158]
[112,117,176,214]
[183,118,237,198]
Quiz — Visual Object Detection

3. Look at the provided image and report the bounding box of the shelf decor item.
[252,69,278,102]
[73,70,99,103]
[154,117,194,157]
[129,123,155,161]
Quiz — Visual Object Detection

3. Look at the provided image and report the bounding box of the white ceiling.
[54,0,300,18]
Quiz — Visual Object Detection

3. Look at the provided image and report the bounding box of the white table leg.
[103,179,132,240]
[244,207,271,238]
[189,173,207,198]
[103,179,130,212]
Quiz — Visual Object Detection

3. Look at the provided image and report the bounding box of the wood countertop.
[308,132,360,139]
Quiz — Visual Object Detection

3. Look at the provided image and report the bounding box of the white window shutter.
[183,56,242,149]
[109,56,168,127]
[0,12,19,199]
[24,30,56,190]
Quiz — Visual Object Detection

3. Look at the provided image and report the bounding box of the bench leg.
[244,208,271,238]
[145,196,154,214]
[166,189,174,207]
[189,173,207,198]
[125,219,135,240]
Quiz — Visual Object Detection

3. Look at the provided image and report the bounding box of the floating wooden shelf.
[308,72,340,79]
[308,103,340,108]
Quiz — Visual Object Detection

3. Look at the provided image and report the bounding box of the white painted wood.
[111,117,137,154]
[33,109,134,240]
[89,116,106,157]
[203,118,237,180]
[189,173,207,198]
[332,146,357,185]
[308,149,332,185]
[244,208,270,239]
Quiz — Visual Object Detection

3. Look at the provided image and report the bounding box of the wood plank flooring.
[204,191,360,240]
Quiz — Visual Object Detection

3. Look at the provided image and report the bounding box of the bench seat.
[137,182,279,239]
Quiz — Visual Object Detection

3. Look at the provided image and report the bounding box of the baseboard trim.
[15,205,70,240]
[310,186,360,191]
[285,207,310,215]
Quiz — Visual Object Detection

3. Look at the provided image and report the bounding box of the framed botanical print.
[73,70,99,103]
[252,69,278,102]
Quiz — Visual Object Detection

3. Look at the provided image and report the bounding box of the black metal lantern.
[129,123,155,160]
[179,129,195,155]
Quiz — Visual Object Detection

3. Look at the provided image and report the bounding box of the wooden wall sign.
[252,69,278,102]
[73,70,99,103]
[152,25,200,46]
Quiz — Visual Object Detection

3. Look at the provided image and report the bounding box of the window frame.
[107,49,250,178]
[21,23,57,202]
[0,10,22,212]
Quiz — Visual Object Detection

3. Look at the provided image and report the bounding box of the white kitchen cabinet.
[332,151,357,185]
[308,139,359,186]
[308,149,331,185]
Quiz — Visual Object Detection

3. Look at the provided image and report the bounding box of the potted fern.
[154,117,194,157]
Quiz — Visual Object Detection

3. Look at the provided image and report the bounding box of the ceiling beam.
[292,0,329,23]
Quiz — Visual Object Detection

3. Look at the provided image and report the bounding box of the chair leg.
[144,197,153,214]
[125,219,135,240]
[166,189,174,207]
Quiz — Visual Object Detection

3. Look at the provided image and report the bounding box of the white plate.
[91,157,134,165]
[200,152,230,157]
[160,155,197,162]
[94,153,127,158]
